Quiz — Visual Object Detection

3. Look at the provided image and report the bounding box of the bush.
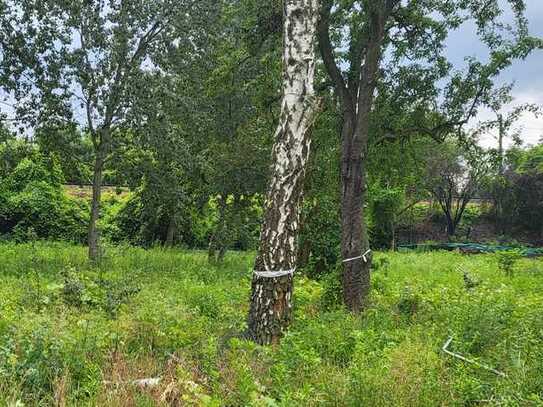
[396,286,422,319]
[0,177,88,244]
[319,267,343,311]
[298,195,341,279]
[107,192,216,249]
[496,250,522,276]
[0,150,89,243]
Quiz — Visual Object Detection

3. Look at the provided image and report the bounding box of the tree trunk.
[340,5,387,312]
[208,195,227,263]
[247,0,319,345]
[207,238,216,262]
[296,200,315,268]
[318,1,392,312]
[446,216,456,238]
[495,114,505,234]
[391,220,396,251]
[88,149,105,262]
[165,215,176,247]
[341,115,373,311]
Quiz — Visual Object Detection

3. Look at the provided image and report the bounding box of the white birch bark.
[247,0,319,345]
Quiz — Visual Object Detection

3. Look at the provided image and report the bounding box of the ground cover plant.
[0,1,542,406]
[0,242,542,406]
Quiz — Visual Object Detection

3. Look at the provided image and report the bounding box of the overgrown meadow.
[0,242,542,406]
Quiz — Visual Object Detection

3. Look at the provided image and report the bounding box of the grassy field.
[0,243,542,406]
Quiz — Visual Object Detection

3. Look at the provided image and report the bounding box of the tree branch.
[317,0,352,109]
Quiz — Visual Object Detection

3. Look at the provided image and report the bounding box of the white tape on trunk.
[342,249,372,264]
[253,269,295,278]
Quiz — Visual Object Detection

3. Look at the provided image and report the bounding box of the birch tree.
[247,0,319,345]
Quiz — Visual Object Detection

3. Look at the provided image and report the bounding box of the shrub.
[0,158,88,243]
[496,250,522,276]
[319,267,343,311]
[396,286,422,319]
[298,195,341,280]
[61,266,85,307]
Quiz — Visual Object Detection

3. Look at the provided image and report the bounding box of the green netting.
[397,243,543,258]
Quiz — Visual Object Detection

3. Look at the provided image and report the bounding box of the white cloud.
[472,91,543,149]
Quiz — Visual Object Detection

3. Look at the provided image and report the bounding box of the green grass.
[0,242,542,406]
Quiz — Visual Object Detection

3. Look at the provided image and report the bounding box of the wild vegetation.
[1,0,542,405]
[0,242,542,405]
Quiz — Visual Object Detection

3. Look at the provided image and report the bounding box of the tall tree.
[247,0,319,345]
[204,0,281,262]
[317,0,540,311]
[423,141,491,238]
[473,92,541,233]
[0,0,209,260]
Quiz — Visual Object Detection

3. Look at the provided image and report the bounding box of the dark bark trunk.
[340,7,387,312]
[217,246,226,263]
[207,240,216,262]
[318,1,392,312]
[88,150,105,262]
[247,0,319,345]
[446,216,456,238]
[391,220,396,251]
[297,238,311,268]
[495,114,506,234]
[296,200,315,267]
[165,215,176,247]
[208,195,227,263]
[340,112,372,312]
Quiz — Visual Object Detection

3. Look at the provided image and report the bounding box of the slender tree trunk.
[446,213,456,238]
[88,149,105,261]
[165,214,176,247]
[391,220,396,251]
[247,0,319,345]
[296,200,316,268]
[207,242,216,262]
[498,115,504,177]
[447,220,455,238]
[217,245,226,263]
[495,114,505,234]
[208,195,227,263]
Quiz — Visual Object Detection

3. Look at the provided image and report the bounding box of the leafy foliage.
[496,249,522,276]
[422,141,492,237]
[0,149,88,242]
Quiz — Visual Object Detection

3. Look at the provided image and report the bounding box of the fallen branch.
[442,336,506,377]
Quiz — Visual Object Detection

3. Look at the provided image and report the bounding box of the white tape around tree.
[253,269,295,278]
[342,249,372,264]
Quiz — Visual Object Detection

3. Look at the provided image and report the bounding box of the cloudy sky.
[1,1,542,149]
[445,0,543,148]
